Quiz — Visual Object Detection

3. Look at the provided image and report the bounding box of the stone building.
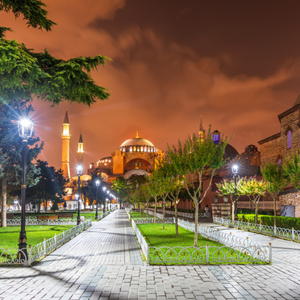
[88,131,164,182]
[258,96,300,217]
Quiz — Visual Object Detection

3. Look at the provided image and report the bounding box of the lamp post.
[103,187,106,213]
[76,164,83,225]
[17,118,33,260]
[95,180,100,220]
[232,164,239,220]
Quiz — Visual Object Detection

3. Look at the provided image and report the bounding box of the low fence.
[1,218,77,226]
[147,208,205,219]
[129,214,271,264]
[95,211,110,221]
[214,217,300,242]
[0,219,92,266]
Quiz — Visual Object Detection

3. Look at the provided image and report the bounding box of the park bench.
[57,213,73,219]
[37,215,59,220]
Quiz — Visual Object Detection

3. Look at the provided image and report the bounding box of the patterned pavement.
[0,210,300,299]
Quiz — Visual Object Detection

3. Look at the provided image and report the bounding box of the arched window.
[287,130,292,149]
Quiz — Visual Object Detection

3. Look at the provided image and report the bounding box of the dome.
[224,144,239,160]
[119,131,157,153]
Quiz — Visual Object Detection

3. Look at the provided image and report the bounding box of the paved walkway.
[1,210,300,300]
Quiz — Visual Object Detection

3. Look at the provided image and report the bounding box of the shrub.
[237,214,300,230]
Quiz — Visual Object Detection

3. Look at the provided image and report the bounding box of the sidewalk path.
[0,210,300,300]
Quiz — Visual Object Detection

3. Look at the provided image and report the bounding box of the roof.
[63,110,69,124]
[120,137,155,148]
[258,133,281,145]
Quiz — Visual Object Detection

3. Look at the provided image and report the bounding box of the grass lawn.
[0,225,74,251]
[137,223,266,265]
[129,212,151,219]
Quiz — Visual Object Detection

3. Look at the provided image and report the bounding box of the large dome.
[120,138,154,147]
[119,132,157,153]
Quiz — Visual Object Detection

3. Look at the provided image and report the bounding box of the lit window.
[141,147,143,152]
[130,147,132,152]
[134,146,136,152]
[287,130,292,149]
[278,158,282,165]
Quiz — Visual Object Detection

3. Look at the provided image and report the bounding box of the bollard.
[246,237,249,247]
[269,242,272,263]
[274,226,277,237]
[292,227,295,241]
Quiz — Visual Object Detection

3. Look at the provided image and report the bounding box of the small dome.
[224,144,239,160]
[245,144,258,152]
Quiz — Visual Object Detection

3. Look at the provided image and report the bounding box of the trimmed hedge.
[237,209,274,215]
[237,214,300,230]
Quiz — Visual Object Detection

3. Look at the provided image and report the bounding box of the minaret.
[61,110,71,179]
[78,132,84,166]
[136,130,139,138]
[199,115,205,142]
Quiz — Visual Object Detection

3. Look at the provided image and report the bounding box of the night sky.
[2,0,300,176]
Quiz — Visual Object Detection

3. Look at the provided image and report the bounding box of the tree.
[167,128,231,247]
[27,160,67,213]
[0,100,43,227]
[111,177,128,208]
[239,177,267,224]
[216,176,243,222]
[0,1,110,106]
[283,150,300,190]
[261,162,288,227]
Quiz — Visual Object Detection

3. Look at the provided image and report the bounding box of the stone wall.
[279,192,300,218]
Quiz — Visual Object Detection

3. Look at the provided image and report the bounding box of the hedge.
[237,214,300,230]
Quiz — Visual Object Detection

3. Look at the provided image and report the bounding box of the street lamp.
[17,117,34,260]
[102,187,106,213]
[232,164,239,220]
[95,180,100,220]
[76,164,83,225]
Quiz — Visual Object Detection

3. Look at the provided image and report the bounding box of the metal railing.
[95,211,110,220]
[147,208,205,219]
[1,218,77,226]
[130,217,271,264]
[0,219,92,266]
[214,217,300,242]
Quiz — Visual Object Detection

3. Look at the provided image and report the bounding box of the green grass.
[129,212,150,219]
[137,223,266,265]
[0,225,74,250]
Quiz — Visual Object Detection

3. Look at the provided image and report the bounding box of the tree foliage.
[261,162,288,227]
[166,127,231,246]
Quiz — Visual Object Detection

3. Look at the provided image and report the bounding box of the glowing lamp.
[232,164,238,175]
[76,164,83,175]
[18,118,33,140]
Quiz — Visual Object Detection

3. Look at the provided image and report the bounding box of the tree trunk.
[146,201,149,218]
[139,203,141,214]
[232,201,235,222]
[194,200,198,247]
[255,203,259,224]
[1,178,7,228]
[38,198,41,213]
[274,197,277,227]
[162,199,165,229]
[175,201,178,236]
[154,197,157,224]
[45,200,47,212]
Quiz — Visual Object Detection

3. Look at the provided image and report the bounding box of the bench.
[58,213,73,219]
[0,213,14,219]
[37,215,58,220]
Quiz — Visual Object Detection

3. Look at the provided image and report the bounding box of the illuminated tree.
[167,127,231,247]
[239,177,267,224]
[262,162,289,227]
[283,150,300,190]
[216,176,243,222]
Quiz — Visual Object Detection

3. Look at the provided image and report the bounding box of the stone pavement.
[1,210,300,300]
